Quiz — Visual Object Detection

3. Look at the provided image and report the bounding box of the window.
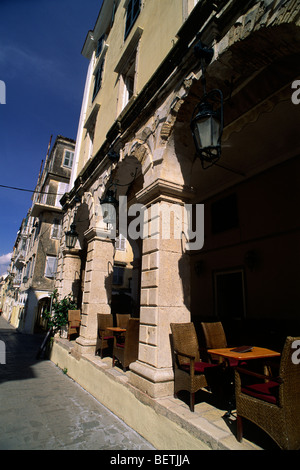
[115,234,126,251]
[113,266,124,285]
[51,218,62,239]
[63,150,74,168]
[96,35,105,57]
[55,182,69,207]
[45,255,57,278]
[92,62,104,101]
[121,50,136,110]
[125,0,141,39]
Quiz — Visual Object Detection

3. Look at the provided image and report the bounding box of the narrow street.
[0,316,155,450]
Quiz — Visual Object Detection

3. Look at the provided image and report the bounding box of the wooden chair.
[67,310,81,340]
[201,321,235,364]
[116,313,131,329]
[96,314,114,358]
[113,318,139,372]
[235,336,300,449]
[116,313,131,344]
[170,322,220,412]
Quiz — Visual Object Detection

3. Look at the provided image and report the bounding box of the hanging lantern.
[100,189,119,226]
[65,223,78,249]
[191,89,223,169]
[191,40,224,169]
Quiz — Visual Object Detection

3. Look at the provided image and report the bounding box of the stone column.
[130,183,193,398]
[58,248,82,300]
[75,227,114,355]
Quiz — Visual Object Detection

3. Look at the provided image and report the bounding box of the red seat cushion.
[241,380,279,404]
[181,361,218,373]
[103,336,114,340]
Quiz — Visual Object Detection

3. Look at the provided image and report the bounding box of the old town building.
[54,0,300,401]
[47,1,300,447]
[2,136,75,333]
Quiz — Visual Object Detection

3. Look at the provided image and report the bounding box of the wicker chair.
[67,310,81,341]
[96,314,114,358]
[116,313,131,329]
[235,336,300,450]
[116,313,131,344]
[201,321,239,366]
[170,322,219,412]
[113,318,139,372]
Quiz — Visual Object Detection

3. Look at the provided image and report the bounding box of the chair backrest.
[277,336,300,449]
[124,318,140,362]
[116,313,131,329]
[170,322,200,366]
[97,313,113,333]
[279,336,300,404]
[201,321,227,349]
[68,310,81,323]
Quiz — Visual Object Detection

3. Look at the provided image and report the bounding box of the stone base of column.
[129,361,174,398]
[74,336,97,356]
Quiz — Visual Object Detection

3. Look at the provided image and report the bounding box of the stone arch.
[126,139,153,179]
[167,4,300,193]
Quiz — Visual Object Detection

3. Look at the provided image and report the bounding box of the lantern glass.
[101,202,117,226]
[191,89,223,168]
[192,108,221,151]
[100,189,118,227]
[65,224,78,249]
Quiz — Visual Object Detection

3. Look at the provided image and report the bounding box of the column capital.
[84,226,115,243]
[135,178,195,206]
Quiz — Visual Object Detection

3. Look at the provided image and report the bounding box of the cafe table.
[207,346,281,416]
[106,327,126,333]
[207,346,281,363]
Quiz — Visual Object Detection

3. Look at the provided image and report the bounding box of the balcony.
[14,252,25,269]
[31,200,62,217]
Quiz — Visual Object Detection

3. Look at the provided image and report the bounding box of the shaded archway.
[170,19,300,347]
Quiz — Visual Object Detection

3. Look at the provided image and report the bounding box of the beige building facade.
[3,136,75,333]
[56,0,300,399]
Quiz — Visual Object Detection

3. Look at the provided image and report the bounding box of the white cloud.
[0,253,12,276]
[0,253,12,265]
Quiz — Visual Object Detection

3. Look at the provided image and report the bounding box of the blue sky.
[0,0,103,275]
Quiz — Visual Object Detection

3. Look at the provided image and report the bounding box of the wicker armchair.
[116,313,131,329]
[96,314,114,358]
[201,321,238,366]
[113,318,139,371]
[170,322,219,412]
[67,310,81,341]
[116,313,131,344]
[235,336,300,450]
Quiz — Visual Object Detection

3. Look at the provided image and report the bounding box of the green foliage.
[42,289,77,331]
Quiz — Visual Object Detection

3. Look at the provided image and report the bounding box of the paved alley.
[0,317,155,450]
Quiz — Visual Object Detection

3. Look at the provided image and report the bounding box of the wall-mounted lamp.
[64,195,81,249]
[191,41,224,169]
[100,188,119,226]
[65,223,79,249]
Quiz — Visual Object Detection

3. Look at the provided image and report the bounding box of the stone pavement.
[0,317,155,450]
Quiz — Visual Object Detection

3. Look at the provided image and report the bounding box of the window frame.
[124,0,141,40]
[63,149,74,169]
[92,61,104,102]
[44,255,58,279]
[51,218,62,240]
[115,234,126,251]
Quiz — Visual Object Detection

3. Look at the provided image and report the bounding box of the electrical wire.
[0,183,67,196]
